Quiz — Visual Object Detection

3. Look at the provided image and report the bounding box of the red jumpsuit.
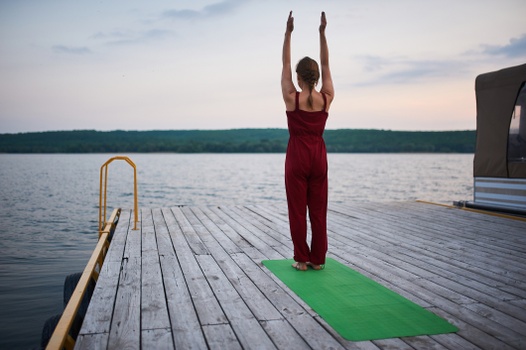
[285,92,328,266]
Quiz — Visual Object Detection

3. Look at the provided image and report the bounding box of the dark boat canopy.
[474,63,526,178]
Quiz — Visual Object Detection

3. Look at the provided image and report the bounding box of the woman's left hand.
[286,11,294,34]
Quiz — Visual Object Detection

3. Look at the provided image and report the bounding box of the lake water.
[0,153,473,349]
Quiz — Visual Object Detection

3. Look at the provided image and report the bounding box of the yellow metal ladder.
[99,156,139,234]
[46,156,139,350]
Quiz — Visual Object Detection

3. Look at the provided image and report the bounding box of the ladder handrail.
[46,208,121,350]
[99,156,139,233]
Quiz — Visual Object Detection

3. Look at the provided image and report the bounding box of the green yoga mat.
[262,258,458,341]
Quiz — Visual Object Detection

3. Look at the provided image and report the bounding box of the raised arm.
[281,11,296,110]
[319,12,334,104]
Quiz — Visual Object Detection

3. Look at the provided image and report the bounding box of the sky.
[1,0,525,133]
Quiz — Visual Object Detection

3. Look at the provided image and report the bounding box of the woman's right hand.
[319,11,327,33]
[286,11,294,34]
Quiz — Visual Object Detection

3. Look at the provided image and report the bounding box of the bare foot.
[292,262,307,271]
[307,262,323,270]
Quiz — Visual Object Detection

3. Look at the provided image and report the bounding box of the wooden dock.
[74,201,526,350]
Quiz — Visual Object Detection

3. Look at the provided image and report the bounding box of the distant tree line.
[0,129,475,153]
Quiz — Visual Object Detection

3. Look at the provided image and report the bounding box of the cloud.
[354,55,469,86]
[352,32,526,87]
[360,55,391,73]
[92,29,174,46]
[162,8,200,20]
[480,33,526,58]
[383,60,466,82]
[52,45,92,55]
[162,0,244,20]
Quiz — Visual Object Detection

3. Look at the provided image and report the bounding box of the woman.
[281,11,334,271]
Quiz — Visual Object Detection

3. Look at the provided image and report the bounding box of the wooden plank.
[244,204,296,256]
[200,206,255,250]
[141,328,173,350]
[74,333,108,350]
[462,302,526,339]
[211,206,287,259]
[141,209,171,332]
[184,207,284,322]
[105,209,131,263]
[399,335,449,350]
[235,205,291,247]
[430,331,483,350]
[195,254,276,349]
[442,306,518,349]
[107,256,141,350]
[329,204,526,312]
[105,207,142,350]
[162,208,228,326]
[78,260,121,335]
[202,324,242,350]
[79,210,131,336]
[329,213,522,313]
[159,255,208,350]
[389,205,526,274]
[151,208,176,259]
[259,319,310,350]
[372,338,416,350]
[412,202,526,234]
[208,206,281,258]
[231,252,314,317]
[152,208,208,349]
[192,206,243,254]
[234,206,293,259]
[170,206,209,255]
[329,203,526,289]
[122,208,141,259]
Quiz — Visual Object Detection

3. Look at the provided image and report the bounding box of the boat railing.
[99,156,139,234]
